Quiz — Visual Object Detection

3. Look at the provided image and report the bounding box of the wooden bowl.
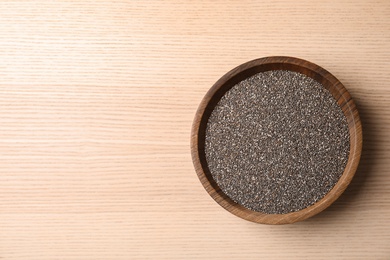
[191,56,362,224]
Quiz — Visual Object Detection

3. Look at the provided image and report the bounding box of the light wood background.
[0,1,389,259]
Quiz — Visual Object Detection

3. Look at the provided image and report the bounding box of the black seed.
[205,70,350,214]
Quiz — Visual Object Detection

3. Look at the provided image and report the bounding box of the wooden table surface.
[0,1,389,259]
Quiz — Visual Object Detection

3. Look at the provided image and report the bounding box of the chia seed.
[205,70,350,214]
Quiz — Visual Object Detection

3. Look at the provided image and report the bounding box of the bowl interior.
[191,57,362,224]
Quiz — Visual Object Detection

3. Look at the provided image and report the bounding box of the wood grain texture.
[0,0,389,259]
[191,56,362,224]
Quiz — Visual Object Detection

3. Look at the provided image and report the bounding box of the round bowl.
[190,56,362,224]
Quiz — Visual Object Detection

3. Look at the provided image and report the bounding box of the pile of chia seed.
[205,70,350,214]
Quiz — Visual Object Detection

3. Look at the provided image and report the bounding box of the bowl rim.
[190,56,363,224]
